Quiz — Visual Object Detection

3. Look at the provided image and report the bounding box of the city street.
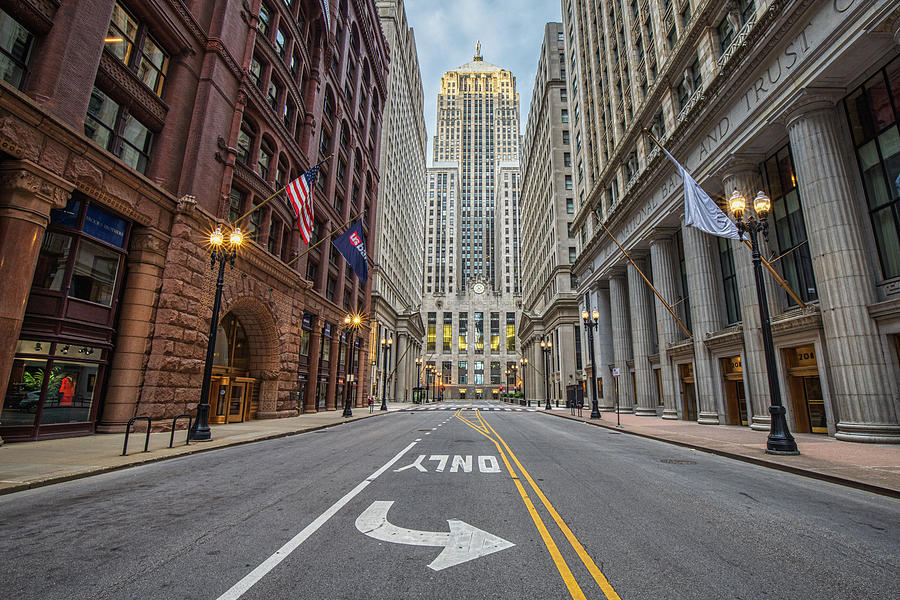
[1,401,897,599]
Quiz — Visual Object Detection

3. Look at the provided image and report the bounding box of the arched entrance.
[209,312,258,423]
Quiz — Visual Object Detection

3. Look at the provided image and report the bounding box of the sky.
[402,0,563,165]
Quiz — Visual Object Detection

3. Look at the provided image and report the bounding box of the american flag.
[285,164,319,243]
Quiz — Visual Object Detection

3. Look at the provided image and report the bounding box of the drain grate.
[660,459,696,465]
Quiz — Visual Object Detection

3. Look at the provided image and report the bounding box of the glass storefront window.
[39,361,98,424]
[33,232,72,291]
[2,359,43,427]
[70,239,120,306]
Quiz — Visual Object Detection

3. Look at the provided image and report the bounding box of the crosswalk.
[402,404,537,412]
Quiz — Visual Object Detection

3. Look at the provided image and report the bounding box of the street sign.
[612,368,620,377]
[355,500,514,570]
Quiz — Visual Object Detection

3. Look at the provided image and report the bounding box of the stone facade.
[519,22,583,407]
[0,0,389,442]
[566,0,900,442]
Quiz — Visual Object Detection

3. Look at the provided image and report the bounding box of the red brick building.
[0,0,388,442]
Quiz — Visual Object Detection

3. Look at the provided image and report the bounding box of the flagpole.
[642,129,807,309]
[231,154,334,227]
[595,215,693,340]
[285,209,365,267]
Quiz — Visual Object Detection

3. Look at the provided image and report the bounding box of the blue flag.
[332,219,368,284]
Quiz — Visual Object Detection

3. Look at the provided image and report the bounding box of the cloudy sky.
[402,0,563,165]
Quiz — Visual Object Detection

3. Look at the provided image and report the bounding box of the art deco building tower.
[421,44,523,401]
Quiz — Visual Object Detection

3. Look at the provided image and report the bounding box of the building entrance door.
[679,363,697,421]
[721,356,748,426]
[785,345,826,434]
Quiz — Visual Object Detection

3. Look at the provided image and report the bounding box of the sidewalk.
[0,402,409,496]
[540,408,900,498]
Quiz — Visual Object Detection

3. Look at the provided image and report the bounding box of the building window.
[569,247,577,263]
[764,145,818,305]
[490,361,501,385]
[258,3,271,36]
[490,312,500,353]
[474,312,484,352]
[718,238,741,324]
[458,312,468,352]
[443,312,452,352]
[845,56,900,280]
[105,2,169,97]
[0,10,34,89]
[506,312,516,351]
[562,130,570,144]
[236,120,255,165]
[228,187,245,223]
[565,175,573,190]
[33,196,130,307]
[427,312,436,351]
[84,87,153,174]
[458,361,468,385]
[561,109,569,123]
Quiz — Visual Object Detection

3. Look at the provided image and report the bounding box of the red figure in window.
[59,376,75,406]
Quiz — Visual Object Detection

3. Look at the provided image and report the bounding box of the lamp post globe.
[728,189,799,455]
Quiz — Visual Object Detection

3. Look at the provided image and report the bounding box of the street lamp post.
[728,189,800,455]
[190,226,244,441]
[380,335,393,411]
[342,313,363,417]
[581,309,602,419]
[520,357,528,406]
[540,338,553,410]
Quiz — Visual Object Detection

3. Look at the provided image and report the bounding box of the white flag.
[664,149,740,239]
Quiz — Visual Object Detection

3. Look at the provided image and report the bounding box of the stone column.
[650,235,681,419]
[609,273,634,411]
[628,258,657,416]
[97,227,169,432]
[0,161,72,410]
[682,223,724,424]
[721,156,777,430]
[396,332,409,401]
[304,315,322,412]
[785,93,900,442]
[326,334,340,409]
[594,285,615,411]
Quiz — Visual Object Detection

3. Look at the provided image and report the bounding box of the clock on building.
[472,282,485,294]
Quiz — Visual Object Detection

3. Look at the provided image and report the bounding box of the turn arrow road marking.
[355,500,515,571]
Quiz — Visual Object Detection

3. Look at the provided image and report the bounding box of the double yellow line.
[454,409,621,600]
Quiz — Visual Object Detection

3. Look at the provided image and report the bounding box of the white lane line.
[216,440,418,600]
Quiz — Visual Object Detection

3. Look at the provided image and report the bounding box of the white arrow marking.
[355,500,515,571]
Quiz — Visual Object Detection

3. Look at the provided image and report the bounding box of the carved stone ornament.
[176,194,197,212]
[0,166,72,208]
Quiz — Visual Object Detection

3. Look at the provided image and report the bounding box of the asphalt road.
[1,400,898,599]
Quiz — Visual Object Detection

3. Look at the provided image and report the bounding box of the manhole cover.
[660,459,696,465]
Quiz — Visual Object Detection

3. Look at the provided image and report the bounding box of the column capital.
[0,159,73,224]
[781,88,843,129]
[718,153,764,181]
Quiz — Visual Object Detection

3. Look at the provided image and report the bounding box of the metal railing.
[122,415,194,456]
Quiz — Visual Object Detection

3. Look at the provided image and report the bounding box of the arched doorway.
[208,312,258,423]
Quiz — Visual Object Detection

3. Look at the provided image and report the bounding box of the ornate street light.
[519,357,529,406]
[728,189,799,455]
[380,335,393,411]
[581,309,602,419]
[190,226,244,441]
[540,338,553,410]
[342,312,364,417]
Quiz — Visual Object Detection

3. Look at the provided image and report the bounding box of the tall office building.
[421,45,523,400]
[373,0,427,402]
[519,23,582,406]
[566,0,900,442]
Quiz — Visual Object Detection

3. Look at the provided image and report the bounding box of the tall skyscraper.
[519,23,582,407]
[422,45,523,401]
[373,0,428,402]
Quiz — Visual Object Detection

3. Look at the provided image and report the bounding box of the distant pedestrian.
[368,396,374,413]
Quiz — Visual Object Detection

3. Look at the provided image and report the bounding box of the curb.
[0,411,390,497]
[538,410,900,500]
